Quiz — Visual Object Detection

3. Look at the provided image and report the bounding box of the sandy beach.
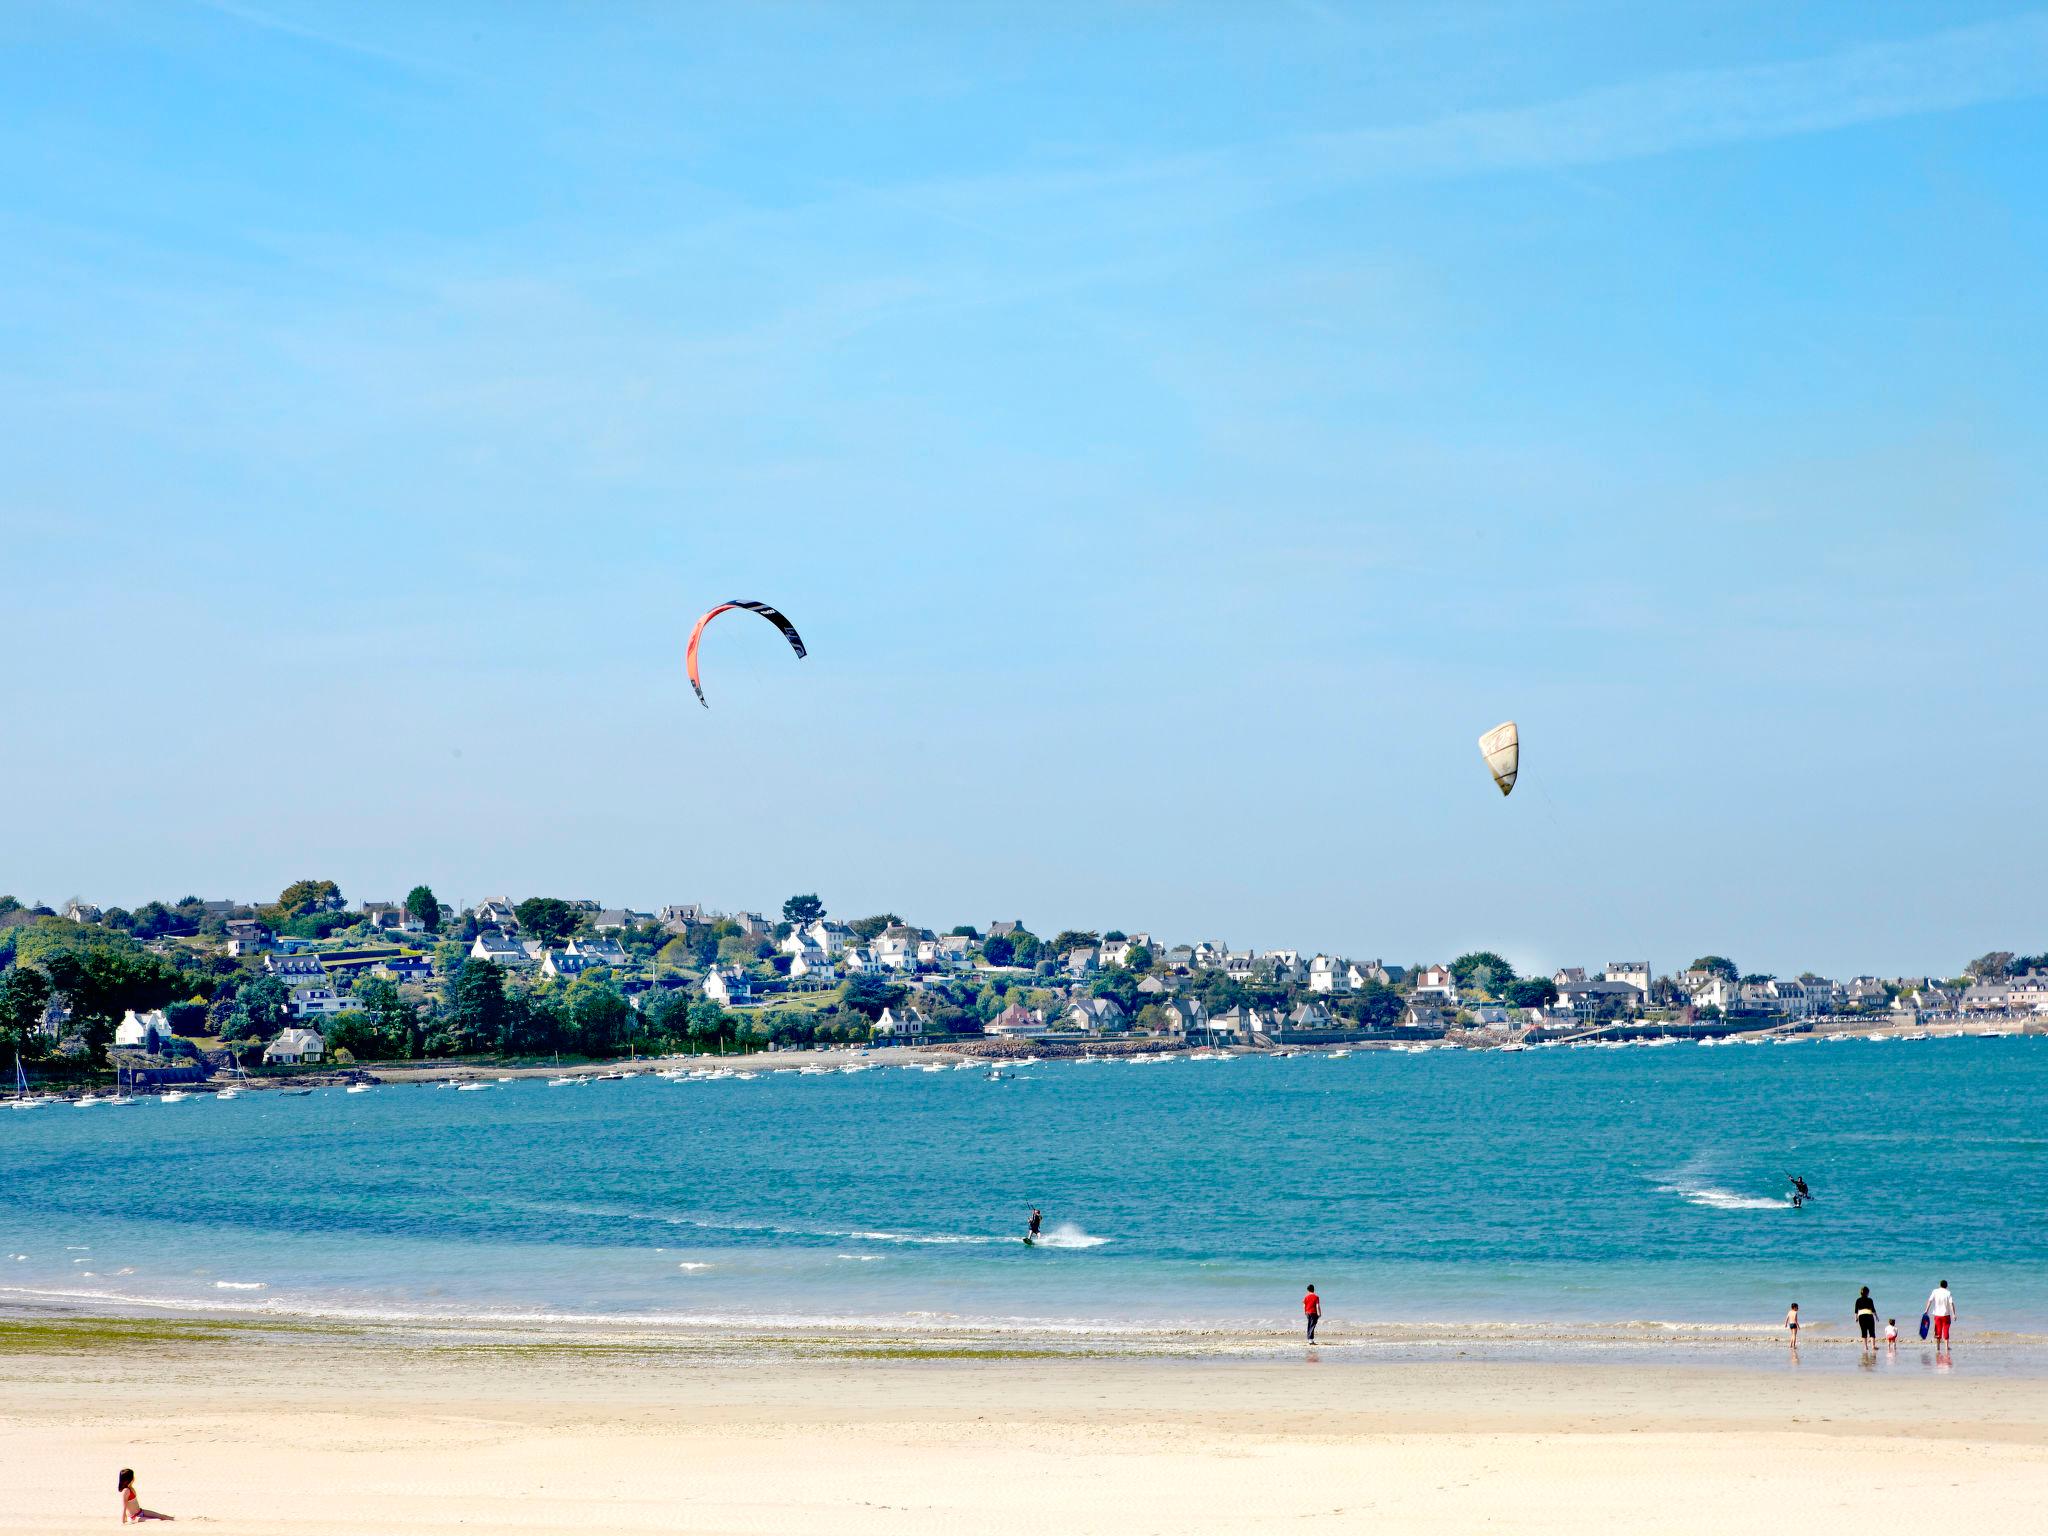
[5,1315,2046,1535]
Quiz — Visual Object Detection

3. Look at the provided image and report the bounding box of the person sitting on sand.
[119,1469,171,1523]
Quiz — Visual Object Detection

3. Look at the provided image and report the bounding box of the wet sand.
[4,1314,2044,1534]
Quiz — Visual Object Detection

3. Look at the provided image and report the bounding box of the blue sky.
[4,2,2044,978]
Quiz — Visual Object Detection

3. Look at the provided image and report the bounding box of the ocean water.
[3,1036,2044,1336]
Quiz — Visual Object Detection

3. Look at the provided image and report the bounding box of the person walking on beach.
[1854,1286,1878,1352]
[1785,1301,1799,1341]
[1925,1279,1957,1349]
[1303,1284,1323,1342]
[119,1469,171,1522]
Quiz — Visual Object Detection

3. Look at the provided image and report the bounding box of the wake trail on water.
[509,1198,1112,1250]
[1032,1223,1110,1249]
[1651,1180,1791,1212]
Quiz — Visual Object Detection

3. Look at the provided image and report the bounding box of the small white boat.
[345,1083,373,1094]
[74,1094,104,1108]
[8,1053,41,1109]
[456,1082,492,1092]
[548,1077,576,1087]
[215,1087,241,1100]
[159,1091,190,1104]
[496,1075,515,1083]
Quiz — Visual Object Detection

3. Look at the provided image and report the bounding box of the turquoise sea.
[3,1036,2044,1337]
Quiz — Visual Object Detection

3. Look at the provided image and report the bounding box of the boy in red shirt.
[1303,1284,1322,1342]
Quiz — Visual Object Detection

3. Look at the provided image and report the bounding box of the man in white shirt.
[1925,1280,1957,1347]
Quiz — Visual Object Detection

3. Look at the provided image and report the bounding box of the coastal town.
[2,884,2042,1089]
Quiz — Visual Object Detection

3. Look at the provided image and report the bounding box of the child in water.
[1785,1302,1799,1340]
[1886,1318,1899,1344]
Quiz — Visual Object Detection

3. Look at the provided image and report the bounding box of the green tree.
[272,879,344,918]
[1450,951,1518,998]
[405,885,442,933]
[1504,978,1559,1009]
[782,893,826,925]
[1689,956,1738,981]
[983,934,1016,966]
[568,978,632,1055]
[440,960,510,1053]
[841,974,904,1020]
[237,976,291,1038]
[687,999,728,1050]
[514,898,580,945]
[1050,930,1100,956]
[0,965,53,1060]
[1125,944,1154,973]
[846,914,901,943]
[1350,982,1405,1031]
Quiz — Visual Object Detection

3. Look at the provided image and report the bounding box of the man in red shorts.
[1925,1279,1956,1346]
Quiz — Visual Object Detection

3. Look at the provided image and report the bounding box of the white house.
[225,919,273,956]
[874,926,919,971]
[703,967,755,1007]
[1683,972,1738,1012]
[935,934,973,968]
[780,929,828,964]
[265,953,328,986]
[474,898,519,930]
[1347,961,1391,990]
[1308,955,1341,993]
[871,1005,926,1043]
[263,1026,326,1065]
[362,902,424,933]
[1604,961,1652,995]
[806,920,850,956]
[285,987,359,1019]
[1063,947,1098,977]
[542,950,599,980]
[112,1008,177,1055]
[566,935,629,968]
[1263,950,1305,984]
[1067,997,1129,1034]
[1099,937,1134,967]
[1413,964,1459,1000]
[840,946,883,976]
[470,930,531,968]
[1278,1000,1335,1037]
[985,1003,1048,1038]
[1223,950,1257,982]
[66,901,103,924]
[789,951,840,987]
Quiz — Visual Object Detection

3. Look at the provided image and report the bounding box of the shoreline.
[7,1301,2047,1373]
